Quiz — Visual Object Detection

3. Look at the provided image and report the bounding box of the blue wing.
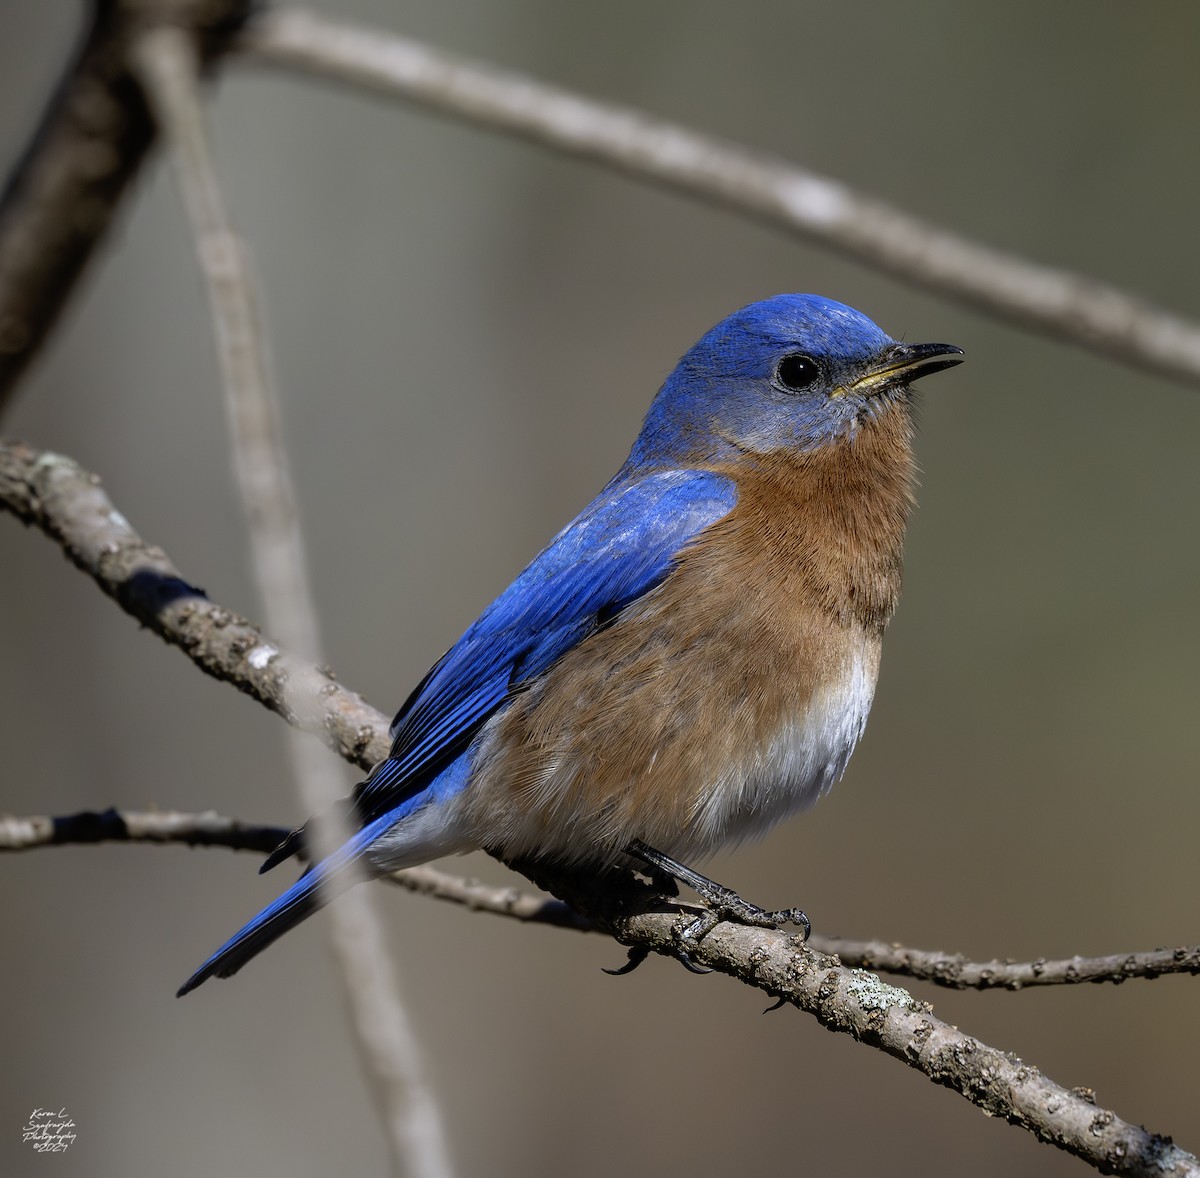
[354,466,737,822]
[178,468,736,994]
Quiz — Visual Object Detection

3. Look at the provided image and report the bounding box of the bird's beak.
[846,342,965,398]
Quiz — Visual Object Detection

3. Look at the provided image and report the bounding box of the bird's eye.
[773,353,820,393]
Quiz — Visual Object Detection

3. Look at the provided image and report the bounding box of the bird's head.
[628,294,963,467]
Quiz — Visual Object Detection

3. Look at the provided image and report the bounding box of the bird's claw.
[674,947,713,975]
[746,903,810,942]
[602,946,651,976]
[601,937,712,976]
[669,910,717,973]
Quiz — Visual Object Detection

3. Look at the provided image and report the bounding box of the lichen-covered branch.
[0,0,251,410]
[504,856,1200,1178]
[238,7,1200,391]
[652,923,1190,1176]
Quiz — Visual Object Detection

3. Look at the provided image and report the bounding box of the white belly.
[683,635,879,856]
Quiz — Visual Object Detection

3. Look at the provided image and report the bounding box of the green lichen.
[845,969,921,1013]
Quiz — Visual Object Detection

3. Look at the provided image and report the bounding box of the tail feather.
[177,812,396,997]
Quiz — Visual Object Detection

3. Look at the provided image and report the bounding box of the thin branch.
[1,443,1197,1174]
[383,863,592,930]
[129,28,451,1178]
[0,808,595,930]
[812,935,1200,990]
[238,7,1200,391]
[5,805,1196,985]
[8,4,1200,431]
[0,808,288,856]
[7,5,1200,413]
[0,0,252,412]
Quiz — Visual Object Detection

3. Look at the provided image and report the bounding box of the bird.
[177,293,962,996]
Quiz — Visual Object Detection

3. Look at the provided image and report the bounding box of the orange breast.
[460,402,916,865]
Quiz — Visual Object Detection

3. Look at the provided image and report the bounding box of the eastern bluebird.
[178,293,962,995]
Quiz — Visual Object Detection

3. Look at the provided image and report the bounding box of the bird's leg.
[637,862,680,901]
[625,839,811,953]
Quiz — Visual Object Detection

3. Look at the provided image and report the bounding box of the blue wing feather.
[354,468,737,822]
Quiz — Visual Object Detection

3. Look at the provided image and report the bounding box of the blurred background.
[2,2,1198,1175]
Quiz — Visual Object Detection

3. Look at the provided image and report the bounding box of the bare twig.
[0,0,251,411]
[383,863,591,929]
[0,807,594,930]
[238,7,1200,391]
[7,806,1198,984]
[7,3,1200,423]
[1,442,1197,1173]
[0,808,289,856]
[129,28,450,1178]
[812,935,1200,990]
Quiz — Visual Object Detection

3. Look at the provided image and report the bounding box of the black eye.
[774,353,820,392]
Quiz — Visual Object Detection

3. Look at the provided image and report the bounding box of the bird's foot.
[678,879,811,942]
[625,839,811,971]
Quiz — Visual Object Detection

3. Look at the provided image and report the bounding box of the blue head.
[627,294,962,468]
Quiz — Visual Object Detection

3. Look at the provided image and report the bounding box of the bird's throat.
[710,401,916,634]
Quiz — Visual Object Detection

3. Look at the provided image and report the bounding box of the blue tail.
[177,811,398,996]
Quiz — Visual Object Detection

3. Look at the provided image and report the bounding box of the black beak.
[886,341,965,380]
[849,342,964,397]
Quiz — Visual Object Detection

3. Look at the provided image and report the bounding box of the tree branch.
[5,805,1195,986]
[237,7,1200,392]
[0,0,252,412]
[0,808,594,930]
[1,437,1197,1173]
[505,856,1200,1178]
[8,0,1200,424]
[0,436,389,770]
[812,935,1200,991]
[128,26,451,1177]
